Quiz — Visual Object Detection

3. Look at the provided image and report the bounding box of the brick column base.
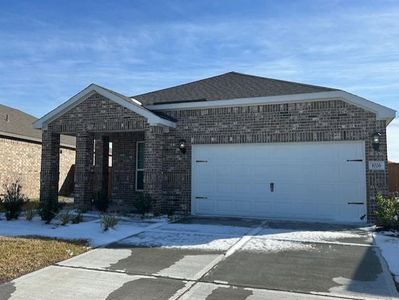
[40,130,60,206]
[74,132,94,211]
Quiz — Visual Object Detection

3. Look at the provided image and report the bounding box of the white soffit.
[145,90,396,124]
[33,84,176,129]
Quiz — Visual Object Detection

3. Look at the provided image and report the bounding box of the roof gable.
[33,84,176,129]
[145,90,396,124]
[133,71,337,105]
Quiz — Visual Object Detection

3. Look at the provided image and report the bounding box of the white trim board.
[145,90,396,124]
[33,84,176,129]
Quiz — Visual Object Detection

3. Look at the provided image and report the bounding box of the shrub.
[24,200,40,211]
[133,193,153,216]
[1,180,28,220]
[59,210,71,226]
[71,211,83,224]
[101,214,118,231]
[375,194,399,230]
[39,199,59,224]
[93,190,109,212]
[25,208,36,221]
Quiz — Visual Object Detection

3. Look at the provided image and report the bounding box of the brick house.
[33,72,396,223]
[0,104,75,199]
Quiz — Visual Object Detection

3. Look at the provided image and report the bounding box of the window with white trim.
[136,141,145,191]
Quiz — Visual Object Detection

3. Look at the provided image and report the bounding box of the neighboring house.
[0,104,75,199]
[388,161,399,195]
[33,72,396,223]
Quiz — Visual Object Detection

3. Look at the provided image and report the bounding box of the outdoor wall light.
[372,132,381,151]
[178,139,187,154]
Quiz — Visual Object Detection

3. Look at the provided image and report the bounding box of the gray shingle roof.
[0,104,75,147]
[133,72,337,105]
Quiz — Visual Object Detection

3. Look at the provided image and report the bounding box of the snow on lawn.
[374,232,399,283]
[119,230,241,251]
[242,238,314,253]
[256,227,367,243]
[0,217,165,247]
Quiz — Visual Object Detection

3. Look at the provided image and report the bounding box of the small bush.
[375,194,399,230]
[71,211,83,224]
[59,210,71,226]
[133,193,153,216]
[25,209,36,221]
[101,214,118,231]
[23,200,40,211]
[93,190,109,212]
[1,180,28,220]
[39,200,59,224]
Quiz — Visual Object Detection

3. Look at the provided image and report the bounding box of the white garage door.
[191,142,367,223]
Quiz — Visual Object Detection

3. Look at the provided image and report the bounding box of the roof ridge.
[228,71,337,91]
[133,71,336,100]
[132,72,236,99]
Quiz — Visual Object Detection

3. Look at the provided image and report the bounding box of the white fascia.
[145,90,396,124]
[33,84,176,129]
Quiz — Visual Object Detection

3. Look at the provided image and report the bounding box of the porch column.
[74,132,94,211]
[144,125,164,214]
[40,130,60,205]
[93,136,109,196]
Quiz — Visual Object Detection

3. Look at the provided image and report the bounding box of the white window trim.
[135,141,145,191]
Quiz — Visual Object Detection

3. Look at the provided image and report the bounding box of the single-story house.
[0,104,75,199]
[33,72,396,223]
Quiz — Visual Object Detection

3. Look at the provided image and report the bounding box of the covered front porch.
[36,85,175,213]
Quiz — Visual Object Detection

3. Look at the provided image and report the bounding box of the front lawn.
[0,236,88,284]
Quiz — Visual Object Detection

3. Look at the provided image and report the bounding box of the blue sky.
[0,0,398,160]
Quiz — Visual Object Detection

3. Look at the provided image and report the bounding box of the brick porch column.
[74,132,94,211]
[144,125,164,214]
[93,136,109,196]
[40,130,60,205]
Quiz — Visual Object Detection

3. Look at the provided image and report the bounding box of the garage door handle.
[195,196,208,199]
[347,202,364,205]
[270,182,274,192]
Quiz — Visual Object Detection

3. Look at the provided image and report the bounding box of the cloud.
[0,0,398,159]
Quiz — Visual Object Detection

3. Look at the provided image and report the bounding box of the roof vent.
[153,98,207,105]
[5,114,9,122]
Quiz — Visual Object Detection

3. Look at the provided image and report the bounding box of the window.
[136,141,145,191]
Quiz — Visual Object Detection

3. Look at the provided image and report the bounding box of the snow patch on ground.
[257,227,366,243]
[119,230,240,251]
[157,223,251,236]
[0,217,165,247]
[242,238,313,253]
[374,231,399,283]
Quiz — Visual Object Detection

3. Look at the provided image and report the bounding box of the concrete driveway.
[1,217,398,300]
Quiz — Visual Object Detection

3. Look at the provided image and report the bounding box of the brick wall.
[111,131,144,209]
[160,99,388,220]
[47,93,149,210]
[44,92,388,221]
[0,136,75,199]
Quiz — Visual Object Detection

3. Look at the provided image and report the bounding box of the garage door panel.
[192,142,367,223]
